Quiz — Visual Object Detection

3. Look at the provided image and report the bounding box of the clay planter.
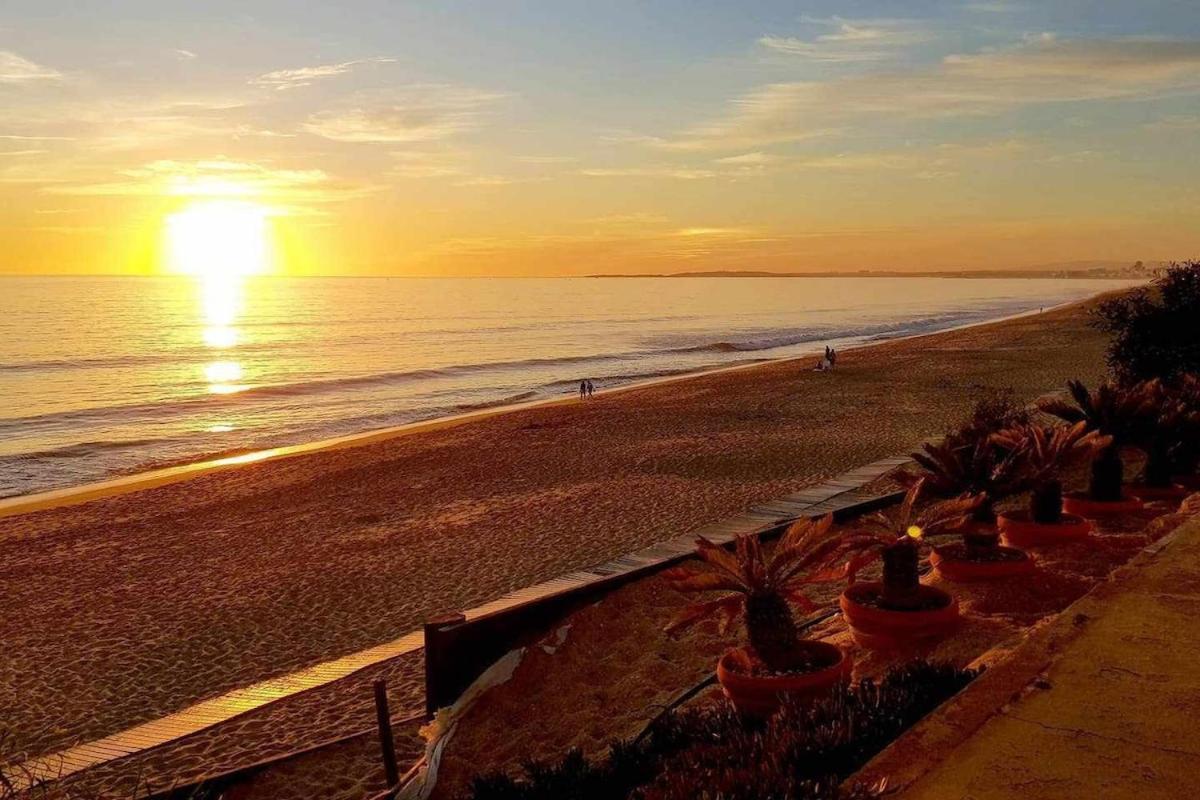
[1125,483,1189,503]
[716,641,851,718]
[929,542,1035,582]
[839,582,959,650]
[1062,492,1144,517]
[997,510,1092,548]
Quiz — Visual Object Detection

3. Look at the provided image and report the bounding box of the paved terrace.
[855,511,1200,799]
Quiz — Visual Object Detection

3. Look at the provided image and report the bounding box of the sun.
[166,200,271,277]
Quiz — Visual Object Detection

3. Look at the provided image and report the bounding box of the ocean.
[0,275,1136,498]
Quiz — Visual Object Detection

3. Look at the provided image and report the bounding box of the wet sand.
[0,298,1112,758]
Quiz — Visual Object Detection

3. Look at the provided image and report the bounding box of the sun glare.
[167,200,270,278]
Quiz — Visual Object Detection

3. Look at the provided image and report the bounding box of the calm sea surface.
[0,276,1136,498]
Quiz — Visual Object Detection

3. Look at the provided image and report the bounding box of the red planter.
[929,543,1035,582]
[997,510,1092,547]
[1126,483,1189,503]
[839,582,959,650]
[1062,492,1144,517]
[716,642,851,718]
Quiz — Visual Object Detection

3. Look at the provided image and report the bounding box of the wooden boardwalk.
[4,452,910,791]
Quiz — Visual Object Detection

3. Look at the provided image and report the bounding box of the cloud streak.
[251,56,395,91]
[304,85,503,142]
[671,36,1200,149]
[760,17,930,62]
[0,51,62,84]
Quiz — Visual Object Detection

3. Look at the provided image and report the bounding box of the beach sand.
[0,298,1112,758]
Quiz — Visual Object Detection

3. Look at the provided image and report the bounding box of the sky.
[1,0,1198,276]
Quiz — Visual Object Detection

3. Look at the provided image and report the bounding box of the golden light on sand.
[167,200,270,278]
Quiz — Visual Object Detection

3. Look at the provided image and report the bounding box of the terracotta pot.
[839,582,959,650]
[929,543,1035,582]
[1125,483,1189,503]
[716,641,851,718]
[1062,492,1144,517]
[997,510,1092,548]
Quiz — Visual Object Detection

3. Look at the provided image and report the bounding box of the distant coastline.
[588,263,1158,280]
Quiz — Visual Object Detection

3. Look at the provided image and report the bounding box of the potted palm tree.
[836,480,979,648]
[910,432,1033,581]
[990,421,1111,547]
[1125,381,1199,502]
[1039,380,1152,515]
[1171,374,1200,489]
[663,515,851,717]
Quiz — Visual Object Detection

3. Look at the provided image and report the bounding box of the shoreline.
[0,294,1097,520]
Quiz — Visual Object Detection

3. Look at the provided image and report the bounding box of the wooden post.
[424,611,467,717]
[374,678,400,790]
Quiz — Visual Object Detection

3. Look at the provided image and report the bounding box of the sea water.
[0,275,1136,497]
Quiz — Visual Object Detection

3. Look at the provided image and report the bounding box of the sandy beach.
[0,297,1113,759]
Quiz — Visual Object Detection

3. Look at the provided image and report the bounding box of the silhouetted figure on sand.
[587,379,595,398]
[579,380,587,399]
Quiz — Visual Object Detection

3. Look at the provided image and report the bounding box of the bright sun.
[167,200,270,277]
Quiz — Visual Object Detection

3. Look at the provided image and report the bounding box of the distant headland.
[588,261,1159,280]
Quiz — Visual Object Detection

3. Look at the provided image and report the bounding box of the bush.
[1093,260,1200,384]
[463,661,979,800]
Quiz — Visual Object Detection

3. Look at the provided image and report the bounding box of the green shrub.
[1094,260,1200,384]
[463,661,979,800]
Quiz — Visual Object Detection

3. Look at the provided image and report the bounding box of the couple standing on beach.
[579,379,595,399]
[815,345,838,372]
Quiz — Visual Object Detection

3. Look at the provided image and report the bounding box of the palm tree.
[663,515,843,673]
[835,480,979,609]
[1039,380,1154,501]
[991,421,1111,523]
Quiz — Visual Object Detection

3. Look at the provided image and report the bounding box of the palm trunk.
[962,498,999,557]
[1031,478,1063,524]
[880,539,922,611]
[1090,444,1124,502]
[745,592,800,673]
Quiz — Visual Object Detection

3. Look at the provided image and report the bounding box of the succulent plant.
[835,480,979,610]
[663,515,843,673]
[1128,380,1200,487]
[1039,380,1155,501]
[991,421,1112,523]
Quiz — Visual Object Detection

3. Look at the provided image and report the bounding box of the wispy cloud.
[389,149,472,178]
[0,133,76,141]
[579,166,718,179]
[304,85,503,142]
[46,158,374,205]
[173,49,198,61]
[251,56,395,91]
[759,17,931,62]
[964,1,1022,12]
[670,36,1200,149]
[0,51,62,84]
[1143,114,1200,131]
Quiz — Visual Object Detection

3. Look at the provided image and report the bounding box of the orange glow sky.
[1,1,1198,276]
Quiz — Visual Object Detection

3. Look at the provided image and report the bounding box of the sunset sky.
[2,0,1198,276]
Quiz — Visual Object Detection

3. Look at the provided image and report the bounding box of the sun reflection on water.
[166,199,271,403]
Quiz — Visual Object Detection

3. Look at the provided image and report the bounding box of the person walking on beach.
[829,348,837,370]
[587,379,595,398]
[579,380,587,399]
